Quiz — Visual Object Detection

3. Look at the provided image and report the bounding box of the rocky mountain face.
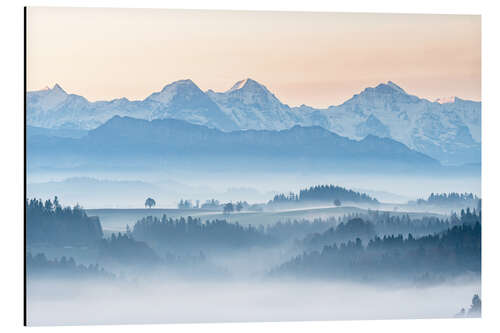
[27,80,237,131]
[206,78,303,130]
[313,82,481,165]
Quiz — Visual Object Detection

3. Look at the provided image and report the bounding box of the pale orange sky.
[27,7,481,107]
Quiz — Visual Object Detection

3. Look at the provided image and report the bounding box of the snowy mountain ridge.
[27,79,481,165]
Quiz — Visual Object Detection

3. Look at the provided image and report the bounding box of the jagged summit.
[208,77,293,130]
[227,78,267,93]
[225,78,269,93]
[386,81,406,94]
[27,83,69,112]
[52,83,66,94]
[143,79,237,131]
[36,83,67,94]
[160,79,196,91]
[373,81,407,95]
[228,78,250,92]
[341,81,413,108]
[147,79,203,104]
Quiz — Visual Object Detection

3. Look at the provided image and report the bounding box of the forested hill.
[27,252,114,280]
[414,192,480,208]
[269,184,379,205]
[132,215,271,253]
[26,197,103,246]
[272,222,481,281]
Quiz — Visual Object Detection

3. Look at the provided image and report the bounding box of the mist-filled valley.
[26,182,482,325]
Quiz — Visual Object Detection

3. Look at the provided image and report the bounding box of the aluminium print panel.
[25,7,481,326]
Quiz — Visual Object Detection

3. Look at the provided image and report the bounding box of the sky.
[27,7,481,108]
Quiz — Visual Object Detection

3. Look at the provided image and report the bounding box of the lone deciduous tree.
[223,202,234,217]
[145,197,156,209]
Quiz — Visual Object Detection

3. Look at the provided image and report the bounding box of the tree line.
[273,222,481,281]
[26,252,114,280]
[301,210,480,252]
[132,215,272,254]
[269,184,379,206]
[414,192,480,207]
[26,197,103,246]
[98,232,159,266]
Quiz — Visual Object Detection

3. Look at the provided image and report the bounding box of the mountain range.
[27,79,481,165]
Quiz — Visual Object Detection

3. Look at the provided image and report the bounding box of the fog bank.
[27,279,480,326]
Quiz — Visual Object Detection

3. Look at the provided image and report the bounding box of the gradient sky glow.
[27,7,481,107]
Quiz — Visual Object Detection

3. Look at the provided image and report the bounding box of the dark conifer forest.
[414,192,480,207]
[27,252,114,280]
[26,197,103,246]
[273,222,481,281]
[269,184,379,206]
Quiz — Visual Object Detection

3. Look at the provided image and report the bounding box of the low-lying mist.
[27,277,481,326]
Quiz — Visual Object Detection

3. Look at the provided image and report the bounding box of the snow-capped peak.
[342,81,412,108]
[386,81,406,94]
[35,83,67,95]
[228,79,249,92]
[226,78,267,93]
[159,79,196,92]
[371,81,407,95]
[52,83,66,94]
[434,96,457,104]
[27,83,68,111]
[148,79,200,104]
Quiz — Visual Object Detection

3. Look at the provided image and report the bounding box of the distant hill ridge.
[27,115,440,173]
